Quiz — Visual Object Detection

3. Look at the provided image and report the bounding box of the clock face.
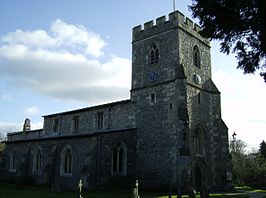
[194,74,202,85]
[148,71,157,82]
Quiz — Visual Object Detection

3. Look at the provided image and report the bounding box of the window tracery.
[149,44,159,64]
[112,141,127,175]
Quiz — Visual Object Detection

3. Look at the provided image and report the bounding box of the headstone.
[189,186,196,198]
[78,179,83,198]
[132,180,140,198]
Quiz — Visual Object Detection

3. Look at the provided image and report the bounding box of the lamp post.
[232,132,237,143]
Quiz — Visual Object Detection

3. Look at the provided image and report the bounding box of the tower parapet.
[132,10,209,45]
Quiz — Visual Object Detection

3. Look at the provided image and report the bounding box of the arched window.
[193,45,200,68]
[9,152,16,172]
[197,92,201,104]
[33,148,42,173]
[60,145,73,176]
[112,141,127,175]
[194,126,205,156]
[149,44,159,64]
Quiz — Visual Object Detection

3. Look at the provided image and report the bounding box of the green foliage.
[259,140,266,159]
[0,132,6,151]
[242,154,266,187]
[189,0,266,82]
[0,143,4,152]
[229,139,266,187]
[229,139,247,185]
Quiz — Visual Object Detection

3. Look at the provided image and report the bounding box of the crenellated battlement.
[132,10,209,45]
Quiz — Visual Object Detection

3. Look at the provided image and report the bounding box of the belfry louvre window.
[150,45,159,64]
[97,112,104,129]
[112,141,127,175]
[193,45,200,68]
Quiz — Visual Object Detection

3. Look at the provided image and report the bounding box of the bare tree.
[229,139,247,185]
[0,132,6,151]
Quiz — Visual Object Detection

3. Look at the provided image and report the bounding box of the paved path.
[223,191,266,198]
[248,191,266,198]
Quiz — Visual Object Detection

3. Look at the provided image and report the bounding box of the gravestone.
[78,179,83,198]
[132,180,140,198]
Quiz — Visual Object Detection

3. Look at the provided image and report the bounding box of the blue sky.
[0,0,265,151]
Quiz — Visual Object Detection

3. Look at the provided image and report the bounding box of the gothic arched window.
[194,126,205,156]
[149,44,159,64]
[33,148,42,173]
[112,141,127,175]
[9,152,16,172]
[60,145,73,176]
[193,45,200,68]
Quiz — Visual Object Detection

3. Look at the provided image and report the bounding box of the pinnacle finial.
[23,118,31,132]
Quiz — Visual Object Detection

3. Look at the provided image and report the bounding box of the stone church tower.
[131,11,231,190]
[3,11,231,192]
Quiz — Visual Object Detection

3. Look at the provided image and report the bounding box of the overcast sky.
[0,0,265,151]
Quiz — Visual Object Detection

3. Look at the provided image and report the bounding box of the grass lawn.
[0,183,257,198]
[0,183,131,198]
[235,186,266,194]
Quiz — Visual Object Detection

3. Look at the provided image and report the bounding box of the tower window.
[170,103,173,110]
[194,127,205,156]
[149,45,159,64]
[197,92,201,104]
[150,93,156,104]
[193,45,200,68]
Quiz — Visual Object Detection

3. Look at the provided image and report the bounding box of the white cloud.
[24,106,40,115]
[1,19,106,58]
[30,121,43,130]
[0,19,131,105]
[0,122,21,134]
[213,70,266,150]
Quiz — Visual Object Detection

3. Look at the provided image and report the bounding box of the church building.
[1,11,232,192]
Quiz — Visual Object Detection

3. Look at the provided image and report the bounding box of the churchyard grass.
[235,186,266,193]
[0,183,257,198]
[0,183,131,198]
